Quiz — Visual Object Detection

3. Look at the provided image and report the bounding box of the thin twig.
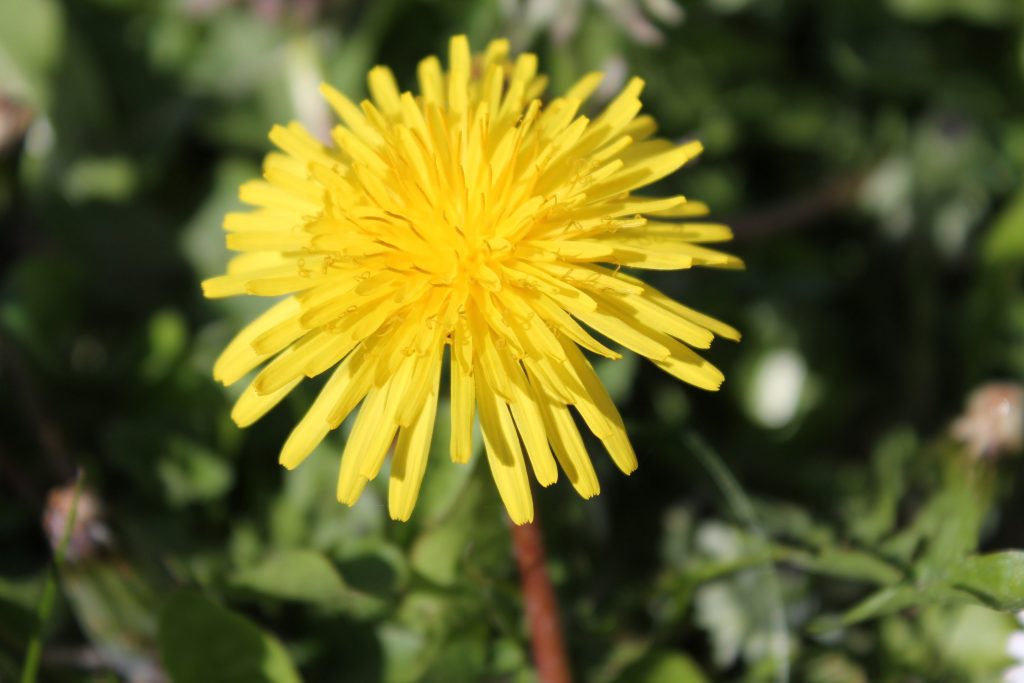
[729,173,865,241]
[0,333,75,479]
[0,441,40,506]
[510,518,573,683]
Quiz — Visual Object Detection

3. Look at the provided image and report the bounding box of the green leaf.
[0,0,63,107]
[846,429,915,546]
[228,550,348,606]
[419,628,489,683]
[887,0,1019,24]
[60,156,139,204]
[377,622,429,683]
[612,651,709,683]
[61,562,159,655]
[409,516,476,587]
[140,309,187,382]
[229,548,391,619]
[949,550,1024,610]
[813,585,924,631]
[158,591,301,683]
[983,187,1024,265]
[0,594,35,650]
[915,459,994,580]
[157,436,234,506]
[921,604,1018,676]
[804,653,868,683]
[335,542,408,600]
[776,545,904,585]
[410,475,489,586]
[756,500,834,548]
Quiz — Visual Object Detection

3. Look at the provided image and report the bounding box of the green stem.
[20,470,84,683]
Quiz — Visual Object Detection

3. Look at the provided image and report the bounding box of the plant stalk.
[510,518,573,683]
[20,470,83,683]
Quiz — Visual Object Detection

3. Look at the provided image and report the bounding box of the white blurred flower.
[747,348,807,429]
[595,55,629,101]
[503,0,685,48]
[1005,612,1024,683]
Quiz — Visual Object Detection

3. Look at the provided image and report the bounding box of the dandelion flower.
[202,36,742,524]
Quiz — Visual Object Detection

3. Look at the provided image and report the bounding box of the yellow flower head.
[203,36,742,524]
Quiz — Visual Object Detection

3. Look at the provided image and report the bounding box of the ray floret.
[203,36,742,524]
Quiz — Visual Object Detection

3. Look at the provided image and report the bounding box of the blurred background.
[2,0,1024,681]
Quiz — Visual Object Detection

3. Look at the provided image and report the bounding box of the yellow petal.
[564,71,604,103]
[279,346,374,470]
[477,380,534,525]
[502,355,558,487]
[650,337,725,391]
[251,331,336,395]
[319,82,383,145]
[561,341,638,474]
[529,372,600,498]
[416,55,444,105]
[268,122,334,166]
[388,356,442,521]
[214,297,300,385]
[201,264,301,298]
[337,385,396,505]
[592,290,714,349]
[522,290,621,359]
[616,272,742,341]
[367,66,401,118]
[450,338,476,464]
[565,300,672,362]
[447,35,471,117]
[231,377,300,428]
[238,179,320,214]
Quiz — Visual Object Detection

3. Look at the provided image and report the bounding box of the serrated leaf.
[818,585,924,631]
[949,551,1024,610]
[915,459,994,580]
[158,591,301,683]
[847,429,915,546]
[778,545,904,585]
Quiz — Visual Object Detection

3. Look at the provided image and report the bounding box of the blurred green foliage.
[2,0,1024,681]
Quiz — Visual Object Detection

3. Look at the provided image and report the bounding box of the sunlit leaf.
[228,549,349,606]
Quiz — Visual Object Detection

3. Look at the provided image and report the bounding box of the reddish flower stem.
[510,519,573,683]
